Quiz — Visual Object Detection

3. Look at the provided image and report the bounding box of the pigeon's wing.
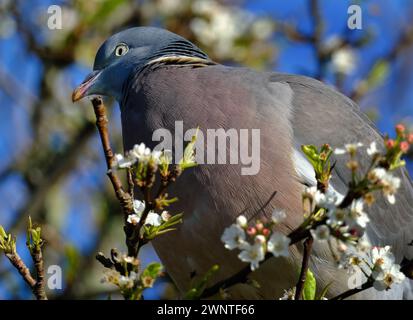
[270,73,413,262]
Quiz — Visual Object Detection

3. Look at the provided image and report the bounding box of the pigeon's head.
[72,27,208,102]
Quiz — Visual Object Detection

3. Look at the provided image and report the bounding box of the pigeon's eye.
[115,43,129,56]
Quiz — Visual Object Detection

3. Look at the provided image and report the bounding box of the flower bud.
[161,211,171,221]
[255,222,264,231]
[386,139,395,149]
[236,215,248,228]
[255,235,266,244]
[247,227,257,236]
[400,141,410,153]
[262,228,270,236]
[337,242,348,253]
[395,123,405,135]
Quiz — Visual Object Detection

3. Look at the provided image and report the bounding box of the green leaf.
[86,0,127,24]
[301,145,319,167]
[302,269,316,300]
[26,217,42,252]
[366,60,389,89]
[65,245,81,283]
[0,225,15,254]
[179,129,198,170]
[141,262,163,279]
[184,265,219,300]
[0,225,6,239]
[160,213,183,229]
[317,282,333,300]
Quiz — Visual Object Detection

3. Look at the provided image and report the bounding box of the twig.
[30,246,47,300]
[249,191,278,221]
[310,0,323,53]
[91,97,179,262]
[91,98,133,212]
[330,281,372,300]
[5,248,48,300]
[91,98,142,261]
[294,236,314,300]
[5,253,36,289]
[309,0,326,79]
[96,252,114,269]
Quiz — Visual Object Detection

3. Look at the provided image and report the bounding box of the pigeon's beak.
[72,70,102,102]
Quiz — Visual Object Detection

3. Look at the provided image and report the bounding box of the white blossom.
[133,200,145,215]
[368,168,387,183]
[128,200,163,227]
[303,186,318,199]
[339,252,363,272]
[279,287,296,300]
[314,190,339,211]
[129,271,138,281]
[131,143,154,164]
[371,246,395,272]
[118,271,138,289]
[310,225,330,241]
[127,214,140,226]
[367,142,378,156]
[236,215,248,228]
[368,170,401,204]
[267,232,290,258]
[356,238,371,253]
[271,209,286,224]
[334,143,363,155]
[331,48,357,75]
[373,264,405,291]
[380,173,401,204]
[151,150,162,163]
[347,199,370,230]
[145,212,163,227]
[255,235,266,244]
[115,143,163,168]
[114,153,135,169]
[101,269,120,284]
[123,255,139,266]
[156,0,188,15]
[161,211,171,221]
[251,19,274,40]
[221,224,246,250]
[327,208,346,226]
[238,242,265,271]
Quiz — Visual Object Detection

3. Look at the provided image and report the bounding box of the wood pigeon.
[73,27,413,299]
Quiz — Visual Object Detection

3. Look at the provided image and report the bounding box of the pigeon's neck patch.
[146,55,217,68]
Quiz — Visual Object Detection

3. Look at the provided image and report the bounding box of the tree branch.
[294,236,314,299]
[5,246,47,300]
[91,98,132,211]
[330,281,372,300]
[30,246,47,300]
[90,98,142,263]
[5,252,36,289]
